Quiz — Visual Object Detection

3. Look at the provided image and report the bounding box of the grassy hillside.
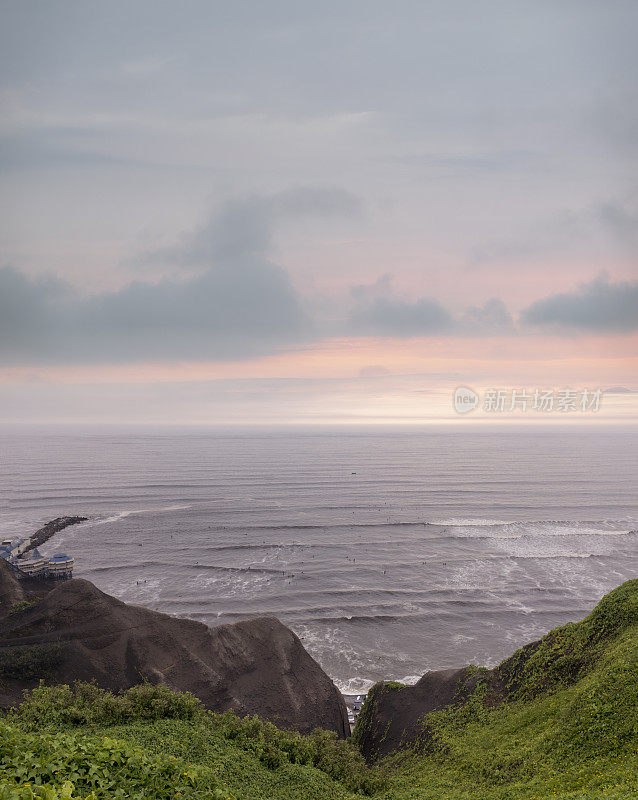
[372,580,638,799]
[0,683,382,800]
[1,580,636,800]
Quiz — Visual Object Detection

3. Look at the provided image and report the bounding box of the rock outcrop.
[0,566,348,737]
[353,668,485,760]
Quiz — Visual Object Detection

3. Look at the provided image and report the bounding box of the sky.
[0,0,637,424]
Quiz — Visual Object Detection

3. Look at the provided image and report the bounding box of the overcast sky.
[1,1,637,423]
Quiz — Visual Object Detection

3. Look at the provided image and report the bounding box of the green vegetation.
[365,579,638,799]
[0,643,66,680]
[379,621,637,798]
[499,578,638,700]
[1,580,636,799]
[0,719,218,799]
[3,683,383,799]
[7,600,38,616]
[351,681,409,752]
[1,782,92,800]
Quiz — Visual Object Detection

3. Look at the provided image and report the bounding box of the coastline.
[13,514,368,727]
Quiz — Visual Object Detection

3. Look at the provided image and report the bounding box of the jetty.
[24,516,88,553]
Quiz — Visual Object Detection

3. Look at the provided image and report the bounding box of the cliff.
[0,560,348,737]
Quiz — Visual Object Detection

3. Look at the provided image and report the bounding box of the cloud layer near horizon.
[2,199,636,366]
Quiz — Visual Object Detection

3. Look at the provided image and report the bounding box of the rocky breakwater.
[24,516,88,554]
[0,559,349,737]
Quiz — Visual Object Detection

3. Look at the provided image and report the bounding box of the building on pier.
[47,552,74,579]
[0,538,28,558]
[1,546,74,580]
[10,547,49,577]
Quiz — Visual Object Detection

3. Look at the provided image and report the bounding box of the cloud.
[595,201,638,253]
[0,188,364,364]
[347,274,453,337]
[471,197,638,266]
[139,187,361,268]
[0,188,362,364]
[520,277,638,332]
[459,297,514,334]
[0,258,308,364]
[383,149,542,177]
[347,278,515,338]
[0,266,75,359]
[349,295,453,337]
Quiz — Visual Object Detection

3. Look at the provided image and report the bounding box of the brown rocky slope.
[352,667,491,760]
[0,560,348,737]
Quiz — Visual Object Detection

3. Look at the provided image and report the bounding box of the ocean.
[1,424,636,694]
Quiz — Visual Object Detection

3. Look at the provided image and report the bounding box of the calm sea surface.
[1,425,636,693]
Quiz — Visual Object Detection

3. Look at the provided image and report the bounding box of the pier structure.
[1,532,76,581]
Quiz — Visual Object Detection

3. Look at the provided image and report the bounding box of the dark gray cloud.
[347,280,515,338]
[0,189,362,363]
[0,188,363,364]
[0,257,307,364]
[520,277,638,332]
[349,295,453,337]
[0,267,74,359]
[140,187,361,268]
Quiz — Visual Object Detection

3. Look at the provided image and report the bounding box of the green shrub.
[7,601,38,616]
[0,720,220,800]
[0,781,93,800]
[13,684,384,795]
[207,710,385,794]
[0,644,66,680]
[15,681,202,728]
